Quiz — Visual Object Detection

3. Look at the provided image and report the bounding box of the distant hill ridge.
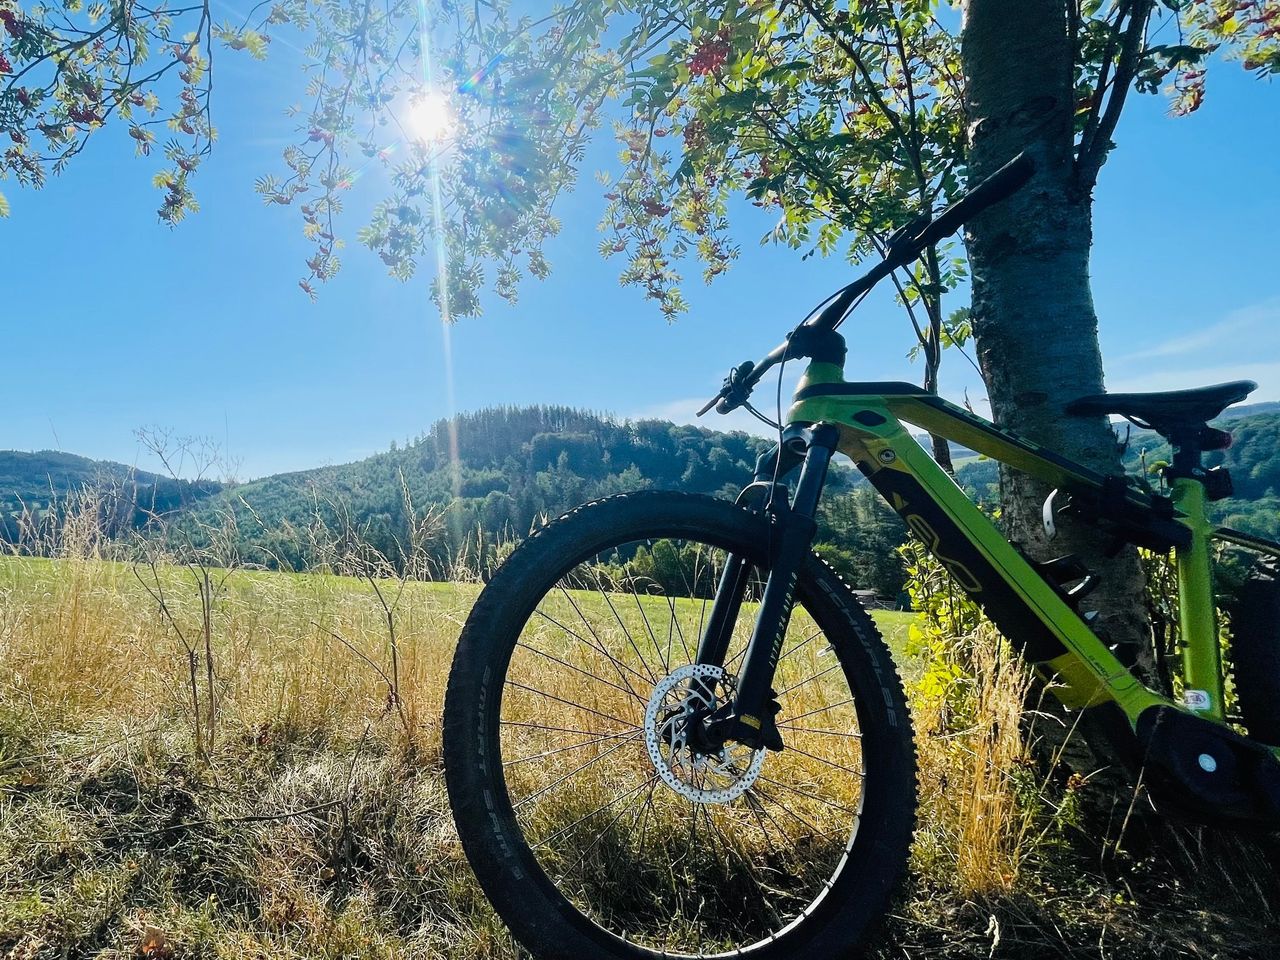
[0,450,168,510]
[0,449,223,541]
[175,405,855,567]
[1221,399,1280,420]
[7,399,1272,500]
[5,401,1279,573]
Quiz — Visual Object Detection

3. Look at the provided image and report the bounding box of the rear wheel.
[444,492,916,959]
[1230,557,1280,745]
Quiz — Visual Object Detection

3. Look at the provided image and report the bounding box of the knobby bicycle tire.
[445,491,916,957]
[1230,557,1280,746]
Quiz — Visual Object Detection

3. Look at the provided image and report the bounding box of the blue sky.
[3,46,1277,480]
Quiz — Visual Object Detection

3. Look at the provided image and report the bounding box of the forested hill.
[1131,408,1280,537]
[207,404,788,526]
[175,405,883,578]
[1221,400,1280,420]
[0,450,164,513]
[0,450,221,540]
[6,403,1279,595]
[165,402,1280,591]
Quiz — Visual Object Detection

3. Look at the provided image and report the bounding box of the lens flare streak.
[416,0,462,497]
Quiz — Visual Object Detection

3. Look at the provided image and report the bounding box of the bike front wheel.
[444,491,916,959]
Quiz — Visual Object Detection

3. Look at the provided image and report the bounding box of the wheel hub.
[643,663,765,804]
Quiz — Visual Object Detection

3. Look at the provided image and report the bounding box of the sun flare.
[406,90,454,143]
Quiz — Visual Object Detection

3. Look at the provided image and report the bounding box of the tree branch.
[1078,0,1155,187]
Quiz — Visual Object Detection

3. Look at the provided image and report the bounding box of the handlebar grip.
[915,153,1035,249]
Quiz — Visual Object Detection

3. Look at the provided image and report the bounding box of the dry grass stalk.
[3,490,1278,957]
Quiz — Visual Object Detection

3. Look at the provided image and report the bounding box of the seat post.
[1168,426,1207,477]
[1170,475,1225,720]
[1164,422,1234,500]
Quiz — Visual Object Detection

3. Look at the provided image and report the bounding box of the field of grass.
[2,553,1278,958]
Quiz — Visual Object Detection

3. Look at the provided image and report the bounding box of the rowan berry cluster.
[0,6,25,39]
[689,29,731,76]
[682,118,707,151]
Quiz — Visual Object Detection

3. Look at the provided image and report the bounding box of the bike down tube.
[787,364,1167,729]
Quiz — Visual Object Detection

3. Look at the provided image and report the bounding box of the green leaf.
[761,60,810,80]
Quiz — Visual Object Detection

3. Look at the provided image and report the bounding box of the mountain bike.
[442,154,1280,959]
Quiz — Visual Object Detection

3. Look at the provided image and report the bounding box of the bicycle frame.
[759,358,1280,759]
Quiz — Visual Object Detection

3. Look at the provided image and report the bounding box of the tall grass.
[1,494,1277,957]
[910,622,1039,896]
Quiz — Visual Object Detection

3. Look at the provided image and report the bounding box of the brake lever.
[696,360,756,417]
[695,393,722,417]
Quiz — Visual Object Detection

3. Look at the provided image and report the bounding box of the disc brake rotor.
[644,663,765,804]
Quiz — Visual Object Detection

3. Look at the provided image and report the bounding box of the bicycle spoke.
[592,571,661,684]
[534,773,659,851]
[731,626,825,681]
[504,729,645,768]
[504,680,636,731]
[630,564,669,674]
[550,589,653,692]
[747,783,825,836]
[574,775,661,866]
[725,617,760,672]
[699,801,756,879]
[777,724,862,739]
[741,789,788,857]
[781,697,856,725]
[516,639,648,706]
[757,774,862,819]
[779,741,865,779]
[512,732,644,811]
[779,628,824,664]
[670,558,701,666]
[664,595,692,670]
[776,660,843,698]
[535,605,652,696]
[501,719,640,738]
[696,594,709,654]
[678,795,700,870]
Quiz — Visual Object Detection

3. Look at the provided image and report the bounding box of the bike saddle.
[1065,380,1257,430]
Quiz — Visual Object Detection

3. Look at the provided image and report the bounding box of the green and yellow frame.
[787,359,1280,758]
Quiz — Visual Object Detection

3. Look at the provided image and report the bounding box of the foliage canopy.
[2,0,1276,308]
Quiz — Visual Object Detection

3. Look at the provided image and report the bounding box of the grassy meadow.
[2,549,1279,958]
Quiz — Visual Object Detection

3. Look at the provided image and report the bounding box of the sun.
[406,90,454,143]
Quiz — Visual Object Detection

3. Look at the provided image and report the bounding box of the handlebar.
[912,152,1035,251]
[697,152,1035,417]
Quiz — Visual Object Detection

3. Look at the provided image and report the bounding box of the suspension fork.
[694,423,839,749]
[693,439,801,669]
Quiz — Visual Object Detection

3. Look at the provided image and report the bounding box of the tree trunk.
[922,251,955,474]
[961,0,1152,731]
